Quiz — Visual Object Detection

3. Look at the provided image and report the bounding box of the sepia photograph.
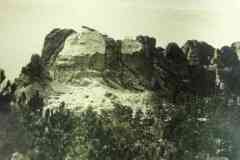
[1,0,240,160]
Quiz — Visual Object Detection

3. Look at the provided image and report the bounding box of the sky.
[1,0,240,79]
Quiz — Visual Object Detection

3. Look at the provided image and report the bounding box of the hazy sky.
[1,0,240,79]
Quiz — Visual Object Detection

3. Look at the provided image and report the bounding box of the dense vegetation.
[15,94,240,160]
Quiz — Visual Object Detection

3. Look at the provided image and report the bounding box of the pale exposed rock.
[42,27,160,110]
[41,28,184,102]
[46,79,157,112]
[207,156,228,160]
[43,27,224,105]
[121,38,143,54]
[10,152,30,160]
[59,30,105,56]
[49,27,116,85]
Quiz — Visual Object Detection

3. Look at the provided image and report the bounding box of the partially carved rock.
[13,26,240,110]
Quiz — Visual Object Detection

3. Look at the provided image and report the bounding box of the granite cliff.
[6,26,240,111]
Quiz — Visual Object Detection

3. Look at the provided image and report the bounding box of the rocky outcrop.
[48,28,156,90]
[106,36,157,90]
[17,54,51,86]
[218,46,240,96]
[14,54,52,101]
[38,27,226,108]
[12,26,240,109]
[156,43,191,101]
[48,27,112,84]
[41,28,76,66]
[182,40,216,96]
[182,40,215,66]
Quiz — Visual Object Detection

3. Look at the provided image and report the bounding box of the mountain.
[2,26,240,160]
[9,26,240,111]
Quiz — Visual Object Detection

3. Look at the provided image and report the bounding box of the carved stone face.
[60,30,106,56]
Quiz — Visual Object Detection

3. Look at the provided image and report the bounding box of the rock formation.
[11,26,240,111]
[41,28,76,66]
[182,40,217,96]
[218,46,240,96]
[14,54,52,102]
[41,27,160,110]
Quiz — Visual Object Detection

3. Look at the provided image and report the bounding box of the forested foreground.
[9,95,240,160]
[3,27,240,160]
